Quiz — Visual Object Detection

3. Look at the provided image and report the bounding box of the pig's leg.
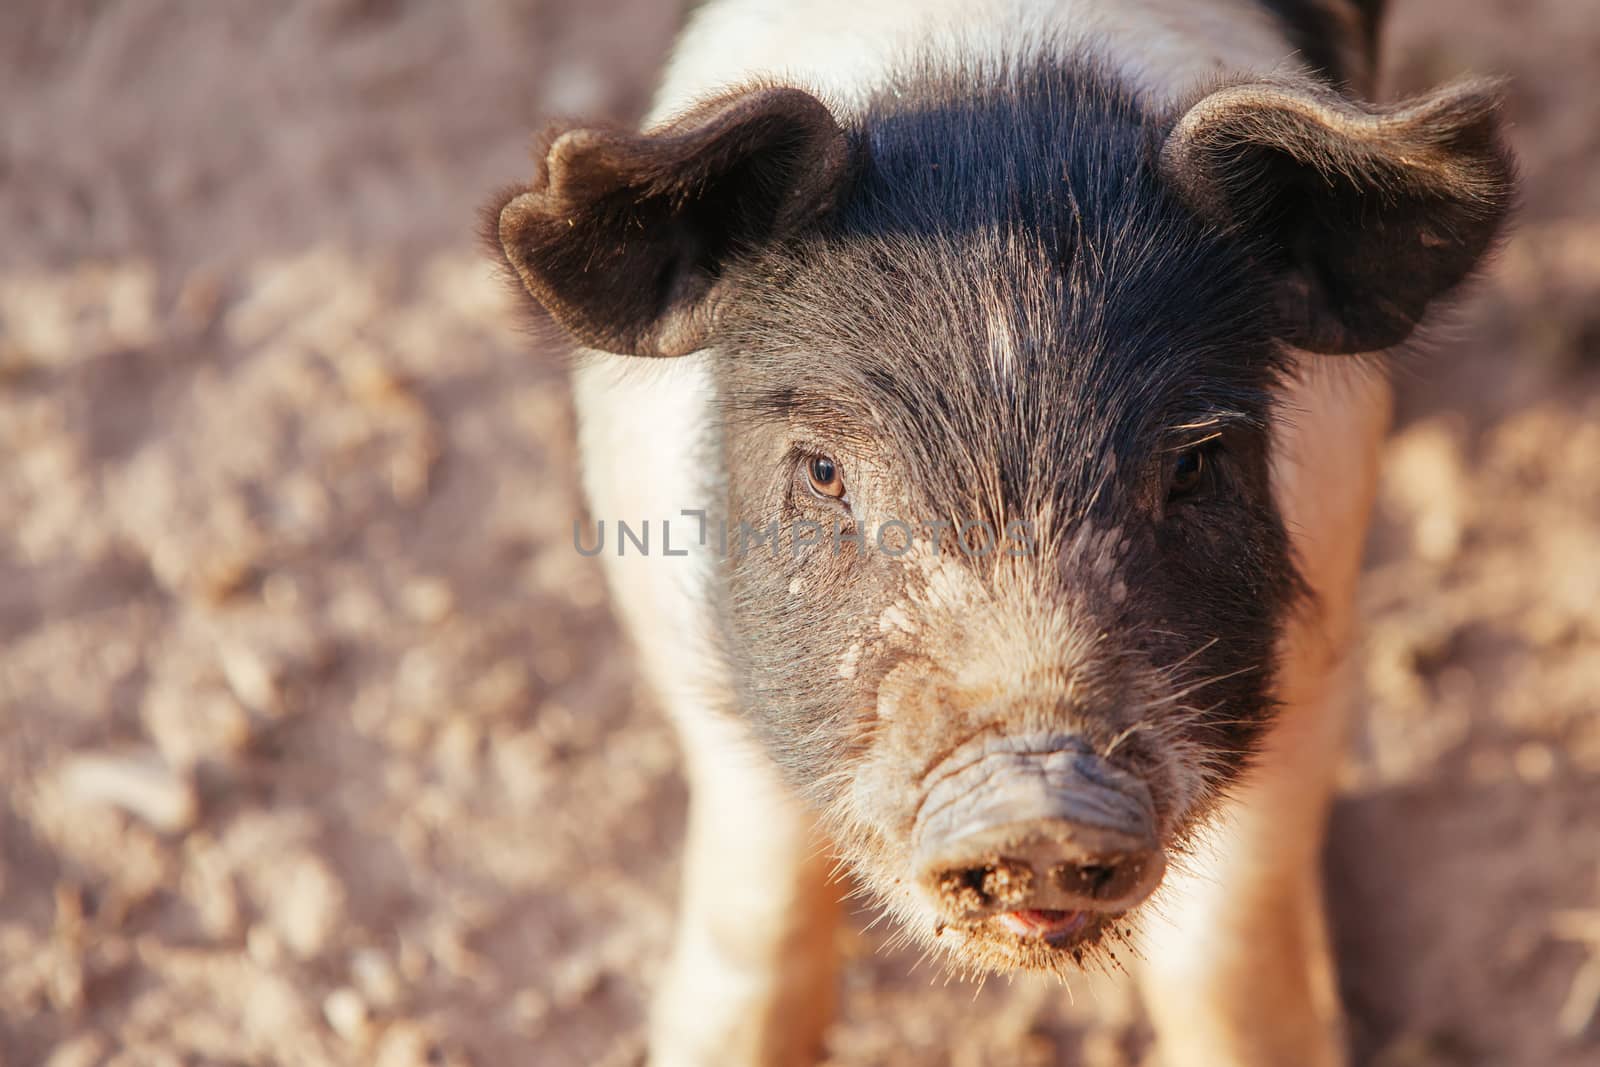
[571,355,839,1066]
[1135,665,1352,1066]
[1135,361,1391,1067]
[650,709,840,1067]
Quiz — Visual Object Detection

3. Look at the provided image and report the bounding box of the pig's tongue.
[996,909,1086,940]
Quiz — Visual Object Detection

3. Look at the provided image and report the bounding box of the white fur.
[654,0,1303,121]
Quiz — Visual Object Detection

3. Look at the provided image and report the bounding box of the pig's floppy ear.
[494,87,852,357]
[1161,80,1515,354]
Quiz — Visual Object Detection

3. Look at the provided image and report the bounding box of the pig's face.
[492,56,1513,974]
[711,66,1300,971]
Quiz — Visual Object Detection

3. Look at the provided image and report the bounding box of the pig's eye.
[806,454,847,500]
[1167,447,1207,502]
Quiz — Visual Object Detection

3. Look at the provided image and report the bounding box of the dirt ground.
[1,2,1596,1065]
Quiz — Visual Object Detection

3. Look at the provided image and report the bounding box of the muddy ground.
[1,2,1596,1065]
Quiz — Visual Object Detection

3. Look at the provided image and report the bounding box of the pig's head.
[491,58,1513,975]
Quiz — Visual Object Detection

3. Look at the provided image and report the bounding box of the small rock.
[1513,742,1557,784]
[1381,420,1470,564]
[107,1048,184,1067]
[174,267,224,333]
[53,881,86,939]
[45,1034,108,1067]
[323,986,374,1044]
[260,571,302,611]
[195,551,261,604]
[511,987,552,1031]
[246,924,284,967]
[46,948,86,1013]
[383,714,432,754]
[397,936,430,983]
[550,956,605,1009]
[532,645,575,687]
[60,749,198,833]
[434,718,482,785]
[493,730,553,808]
[145,687,254,768]
[330,585,384,632]
[181,845,243,940]
[219,643,283,717]
[340,351,413,408]
[374,1020,466,1067]
[271,855,346,959]
[401,576,454,624]
[468,659,531,719]
[351,947,403,1010]
[389,443,437,505]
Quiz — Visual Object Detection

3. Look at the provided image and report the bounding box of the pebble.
[511,987,552,1030]
[468,660,531,720]
[1513,742,1557,783]
[218,642,283,717]
[492,730,553,808]
[145,687,254,768]
[195,551,261,604]
[44,1035,107,1067]
[374,1020,466,1067]
[181,844,243,940]
[271,854,346,959]
[246,924,284,967]
[352,946,403,1009]
[340,351,412,406]
[401,576,455,624]
[1381,420,1470,564]
[59,749,199,833]
[323,986,374,1044]
[434,718,483,785]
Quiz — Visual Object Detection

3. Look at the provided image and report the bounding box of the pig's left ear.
[493,87,852,357]
[1161,80,1516,354]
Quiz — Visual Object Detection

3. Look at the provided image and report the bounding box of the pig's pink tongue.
[997,909,1086,939]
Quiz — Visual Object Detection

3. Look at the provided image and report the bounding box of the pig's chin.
[935,906,1129,976]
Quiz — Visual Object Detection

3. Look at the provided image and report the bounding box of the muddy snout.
[913,733,1166,921]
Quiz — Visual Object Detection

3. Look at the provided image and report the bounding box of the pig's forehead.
[724,53,1285,473]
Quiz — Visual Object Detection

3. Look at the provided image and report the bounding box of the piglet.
[488,1,1513,1063]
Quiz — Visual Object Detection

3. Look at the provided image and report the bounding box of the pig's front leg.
[1134,361,1387,1067]
[1133,670,1351,1067]
[651,709,840,1067]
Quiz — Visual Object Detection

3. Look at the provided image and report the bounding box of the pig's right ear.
[491,87,852,357]
[1161,80,1516,354]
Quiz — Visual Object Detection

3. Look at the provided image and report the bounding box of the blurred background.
[0,2,1596,1065]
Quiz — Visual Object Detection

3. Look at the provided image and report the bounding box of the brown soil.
[1,3,1596,1065]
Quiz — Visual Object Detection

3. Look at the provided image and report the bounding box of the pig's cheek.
[836,763,927,912]
[838,677,936,865]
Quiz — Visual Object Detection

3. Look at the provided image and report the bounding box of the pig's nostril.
[936,859,1035,912]
[1060,862,1118,895]
[936,867,993,912]
[1052,853,1157,905]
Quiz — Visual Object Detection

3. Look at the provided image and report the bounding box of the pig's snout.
[913,733,1165,926]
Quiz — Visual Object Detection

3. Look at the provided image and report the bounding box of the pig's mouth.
[994,907,1089,942]
[932,903,1119,972]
